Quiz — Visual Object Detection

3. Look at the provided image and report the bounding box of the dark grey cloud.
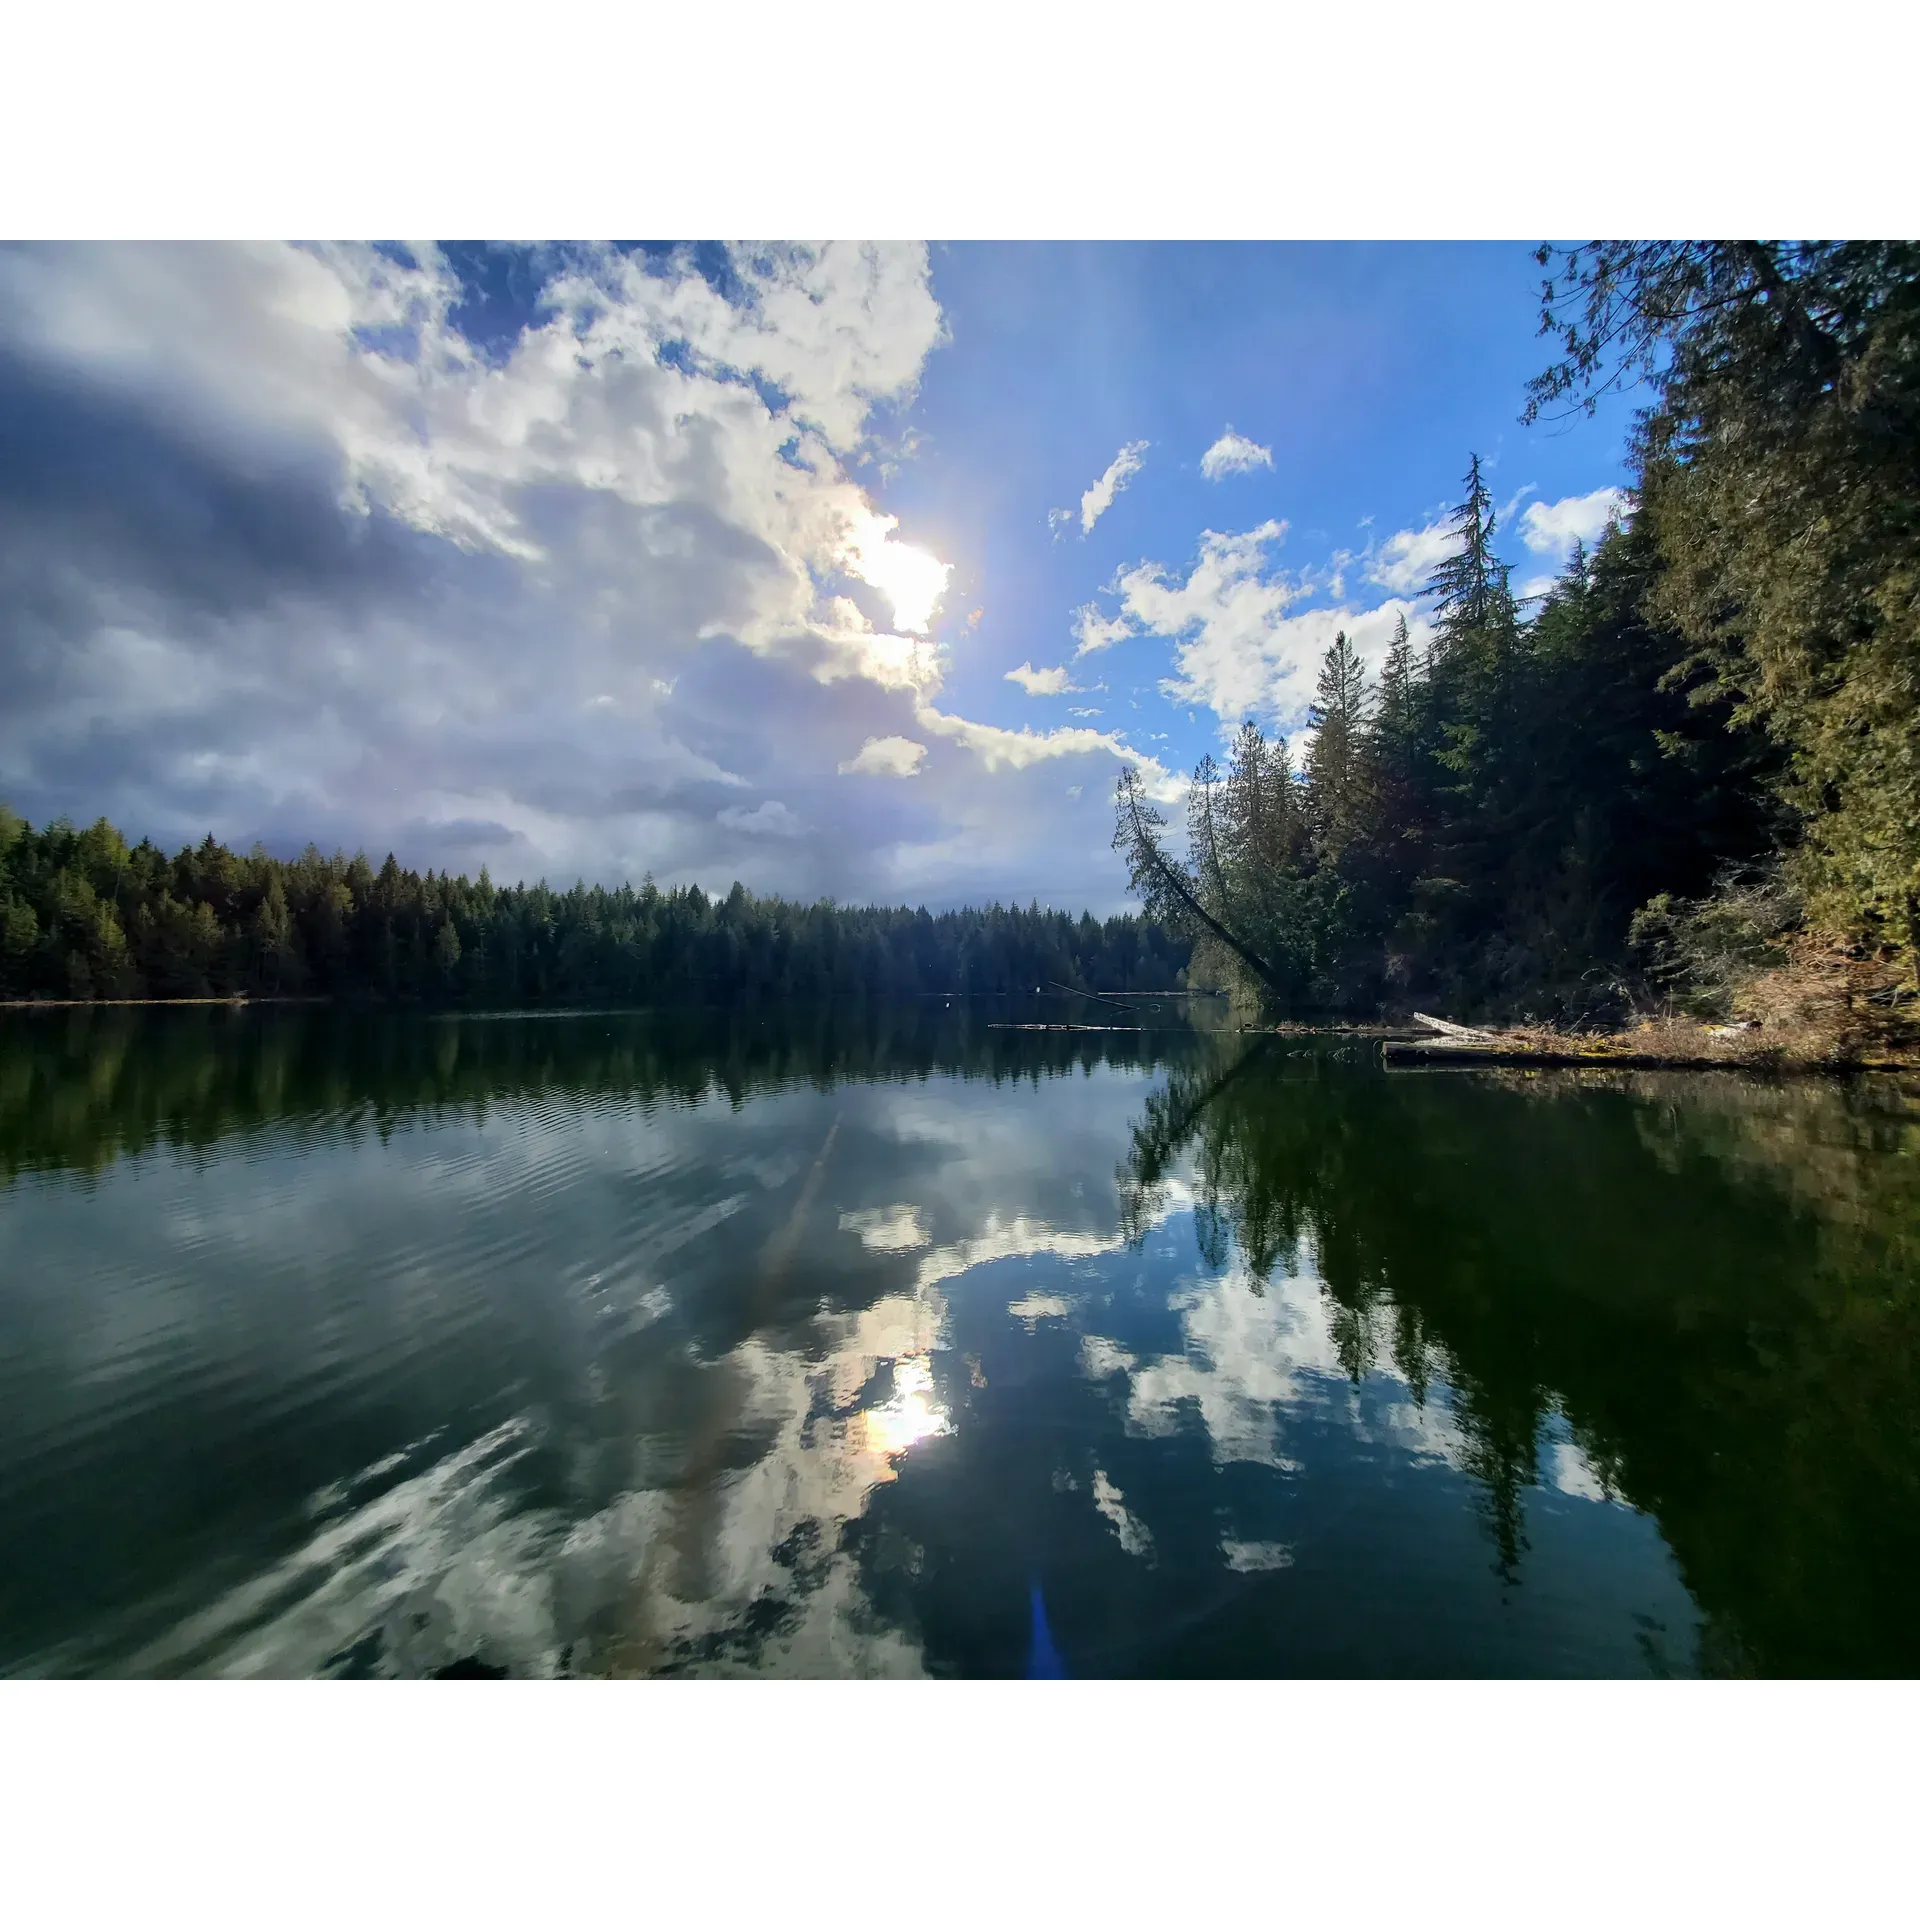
[0,351,434,622]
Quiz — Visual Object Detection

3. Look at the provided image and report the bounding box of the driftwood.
[1383,1042,1917,1075]
[989,1022,1196,1033]
[1411,1012,1500,1047]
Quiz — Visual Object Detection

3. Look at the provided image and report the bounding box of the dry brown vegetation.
[1494,939,1919,1069]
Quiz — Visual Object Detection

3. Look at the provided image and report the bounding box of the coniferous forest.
[1117,241,1920,1035]
[0,814,1189,1007]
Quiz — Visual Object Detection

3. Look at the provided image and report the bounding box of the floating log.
[988,1023,1198,1033]
[1411,1012,1501,1045]
[1382,1041,1916,1073]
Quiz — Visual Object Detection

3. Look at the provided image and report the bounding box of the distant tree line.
[0,812,1189,1005]
[1118,241,1920,1024]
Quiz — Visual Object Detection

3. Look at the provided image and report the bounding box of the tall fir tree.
[1304,630,1374,856]
[1424,453,1514,659]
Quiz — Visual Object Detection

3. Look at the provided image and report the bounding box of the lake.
[3,1001,1917,1678]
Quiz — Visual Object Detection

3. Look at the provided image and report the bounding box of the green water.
[3,1001,1917,1677]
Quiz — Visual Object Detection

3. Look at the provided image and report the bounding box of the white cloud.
[1004,662,1070,696]
[1223,1539,1293,1572]
[912,701,1182,800]
[1349,486,1628,622]
[1071,603,1133,657]
[838,735,927,778]
[918,1215,1121,1287]
[1008,1293,1072,1320]
[1078,1233,1484,1491]
[1199,429,1273,481]
[838,1203,931,1251]
[1547,1441,1612,1501]
[1071,439,1148,535]
[1092,1469,1155,1559]
[1117,519,1296,645]
[1118,1269,1325,1470]
[1519,486,1629,556]
[718,799,807,838]
[1094,520,1435,733]
[1164,597,1427,734]
[916,1180,1194,1289]
[807,598,943,694]
[1366,518,1459,595]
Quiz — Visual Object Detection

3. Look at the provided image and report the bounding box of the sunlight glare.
[844,514,952,635]
[859,1353,951,1461]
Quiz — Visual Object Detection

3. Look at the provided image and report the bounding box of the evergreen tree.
[0,808,1192,1006]
[1529,240,1920,983]
[1304,630,1374,855]
[1112,446,1786,1021]
[1373,613,1422,782]
[1424,453,1513,659]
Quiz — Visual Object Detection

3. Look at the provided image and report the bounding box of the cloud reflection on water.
[0,1025,1686,1678]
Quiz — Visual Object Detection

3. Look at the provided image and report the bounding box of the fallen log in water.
[1382,1040,1917,1074]
[989,1022,1161,1032]
[1411,1012,1500,1045]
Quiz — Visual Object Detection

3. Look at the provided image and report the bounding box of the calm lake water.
[3,1001,1917,1678]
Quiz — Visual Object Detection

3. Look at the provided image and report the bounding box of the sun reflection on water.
[856,1354,951,1475]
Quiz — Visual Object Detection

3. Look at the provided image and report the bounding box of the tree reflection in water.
[4,1006,1917,1677]
[1114,1038,1920,1671]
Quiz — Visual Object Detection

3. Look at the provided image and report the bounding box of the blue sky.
[0,241,1636,913]
[891,243,1635,747]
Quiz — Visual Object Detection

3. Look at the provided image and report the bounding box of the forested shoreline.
[1118,242,1920,1052]
[0,813,1189,1006]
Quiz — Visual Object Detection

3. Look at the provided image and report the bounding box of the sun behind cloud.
[842,511,952,635]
